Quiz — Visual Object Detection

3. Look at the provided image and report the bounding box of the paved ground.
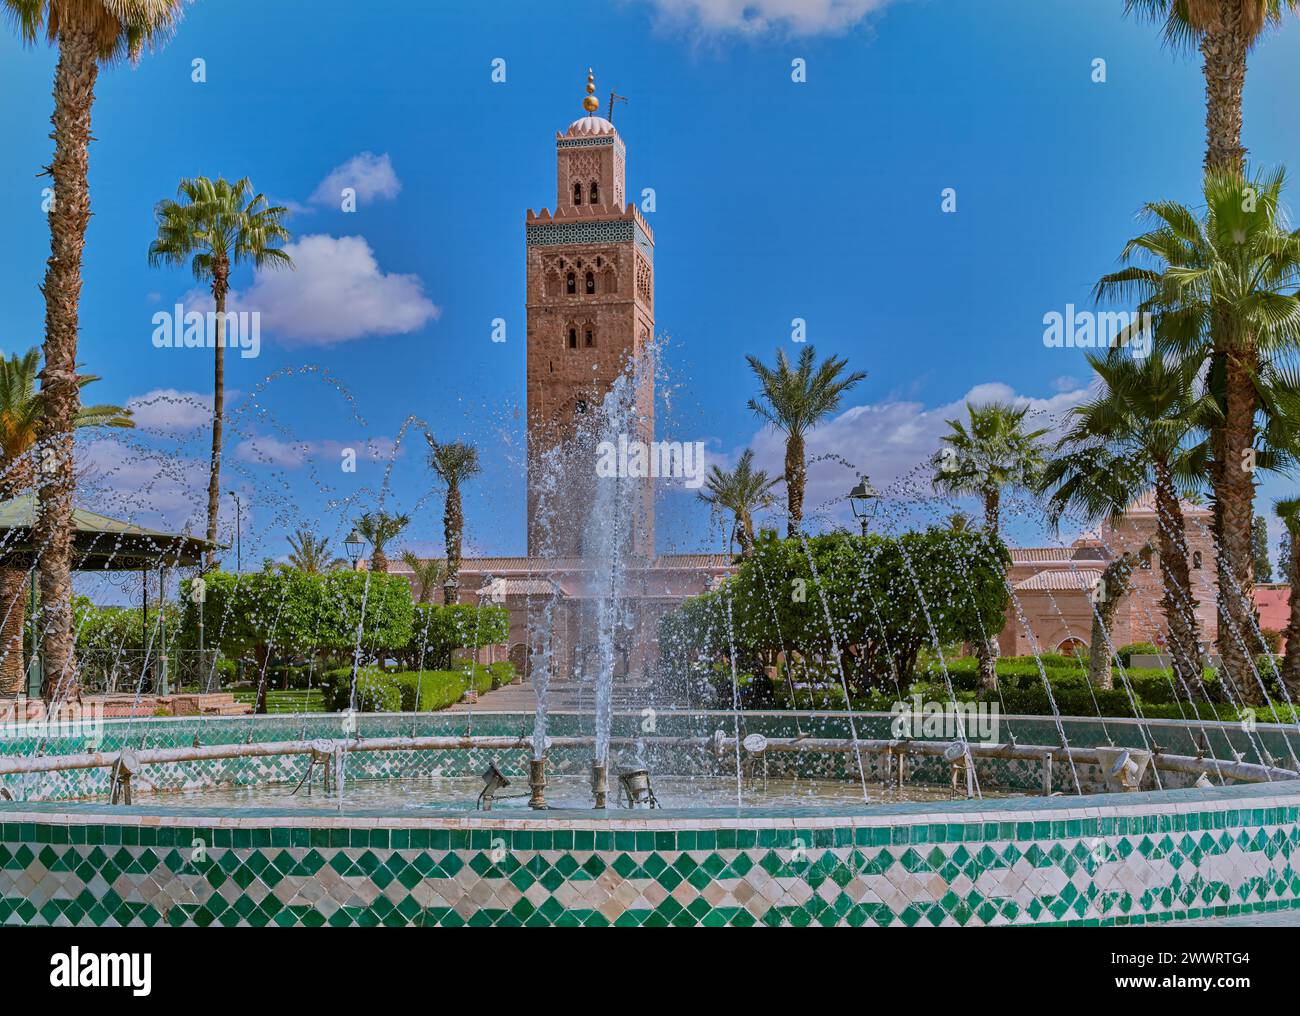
[445,681,537,712]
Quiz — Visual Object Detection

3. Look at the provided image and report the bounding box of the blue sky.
[1,0,1299,572]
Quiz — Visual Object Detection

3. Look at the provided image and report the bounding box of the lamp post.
[227,492,244,572]
[344,530,365,570]
[847,476,880,537]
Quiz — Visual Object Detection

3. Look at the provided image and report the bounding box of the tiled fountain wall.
[1,712,1298,926]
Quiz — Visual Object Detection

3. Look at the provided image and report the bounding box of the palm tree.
[148,177,292,570]
[697,449,779,556]
[0,348,131,696]
[1095,167,1300,695]
[284,528,342,574]
[1039,340,1214,693]
[353,511,410,575]
[1124,0,1298,174]
[745,346,865,537]
[426,439,480,604]
[5,0,183,702]
[932,402,1047,535]
[932,401,1046,690]
[401,551,446,605]
[1276,496,1300,695]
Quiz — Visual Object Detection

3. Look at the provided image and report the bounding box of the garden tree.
[932,401,1046,689]
[352,510,410,575]
[1252,514,1273,581]
[662,528,1010,700]
[425,438,480,604]
[1124,0,1299,175]
[148,177,292,569]
[405,602,509,670]
[1039,340,1213,694]
[181,570,414,713]
[5,0,183,702]
[1096,167,1300,697]
[1276,497,1300,694]
[401,551,446,605]
[696,448,779,556]
[0,348,131,695]
[745,346,865,537]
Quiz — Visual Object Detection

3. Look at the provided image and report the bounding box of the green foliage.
[406,603,510,669]
[660,528,1011,693]
[1116,642,1160,666]
[320,661,516,712]
[180,570,415,659]
[74,596,181,654]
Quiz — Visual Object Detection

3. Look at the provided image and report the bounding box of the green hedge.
[321,661,516,712]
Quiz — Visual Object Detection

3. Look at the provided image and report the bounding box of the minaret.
[525,70,656,557]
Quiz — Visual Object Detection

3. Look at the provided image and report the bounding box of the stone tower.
[525,70,656,557]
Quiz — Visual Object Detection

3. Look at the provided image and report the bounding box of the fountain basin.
[1,711,1298,926]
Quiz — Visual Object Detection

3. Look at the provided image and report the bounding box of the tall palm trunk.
[0,568,27,696]
[443,483,462,604]
[0,459,33,696]
[736,509,754,557]
[1152,461,1202,692]
[36,27,100,703]
[1217,347,1260,702]
[982,489,1000,534]
[205,260,229,571]
[784,433,805,537]
[1200,2,1249,175]
[1280,533,1300,697]
[973,496,1001,691]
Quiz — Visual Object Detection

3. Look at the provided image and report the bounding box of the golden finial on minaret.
[582,68,600,114]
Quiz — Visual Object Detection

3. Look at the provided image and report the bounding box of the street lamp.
[847,476,880,536]
[228,492,244,572]
[344,530,365,569]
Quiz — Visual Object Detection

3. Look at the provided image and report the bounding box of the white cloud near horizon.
[738,381,1090,525]
[641,0,897,35]
[310,152,401,207]
[224,234,439,345]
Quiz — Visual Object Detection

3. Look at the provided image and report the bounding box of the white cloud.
[125,389,219,435]
[235,434,402,470]
[310,152,401,207]
[641,0,896,36]
[232,234,439,345]
[742,381,1090,525]
[76,437,208,533]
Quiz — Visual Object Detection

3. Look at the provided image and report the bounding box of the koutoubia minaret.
[525,70,656,557]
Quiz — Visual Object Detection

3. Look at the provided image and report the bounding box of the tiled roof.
[1014,568,1105,592]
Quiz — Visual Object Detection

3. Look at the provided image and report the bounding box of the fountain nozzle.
[477,762,510,811]
[528,758,548,810]
[618,768,659,809]
[590,761,609,809]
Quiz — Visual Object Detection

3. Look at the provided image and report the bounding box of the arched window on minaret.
[1193,550,1203,570]
[567,327,578,349]
[590,180,599,204]
[585,271,596,294]
[585,326,595,348]
[573,182,582,205]
[566,272,576,295]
